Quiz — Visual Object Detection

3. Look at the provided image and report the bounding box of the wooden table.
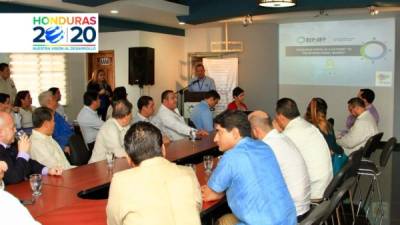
[6,135,222,225]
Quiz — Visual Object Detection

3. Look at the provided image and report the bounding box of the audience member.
[30,107,73,170]
[227,87,248,111]
[0,93,21,129]
[48,87,68,121]
[275,98,332,201]
[188,63,216,92]
[190,90,220,132]
[39,91,73,154]
[0,63,16,104]
[77,91,104,150]
[249,110,311,220]
[154,90,208,141]
[337,97,379,155]
[133,95,155,123]
[107,122,202,225]
[346,88,379,129]
[106,86,127,120]
[87,69,113,121]
[202,110,296,225]
[0,112,62,185]
[14,90,35,130]
[89,99,132,163]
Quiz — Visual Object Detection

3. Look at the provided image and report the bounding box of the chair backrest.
[380,137,397,167]
[348,147,364,178]
[323,159,353,199]
[363,132,384,158]
[68,134,92,166]
[300,200,331,225]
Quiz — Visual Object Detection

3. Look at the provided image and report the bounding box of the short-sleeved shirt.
[208,137,297,225]
[188,76,216,92]
[190,100,213,132]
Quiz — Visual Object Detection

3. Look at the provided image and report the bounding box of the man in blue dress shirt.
[188,63,216,92]
[190,90,220,132]
[201,110,297,225]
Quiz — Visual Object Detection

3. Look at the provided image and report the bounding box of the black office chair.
[68,133,92,166]
[300,200,331,225]
[363,132,384,159]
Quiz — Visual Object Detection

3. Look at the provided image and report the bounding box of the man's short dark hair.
[0,63,9,72]
[48,87,59,96]
[124,121,162,165]
[137,96,153,111]
[276,98,300,119]
[360,89,375,104]
[205,90,220,100]
[83,91,99,106]
[195,63,204,70]
[32,107,53,128]
[0,93,10,104]
[232,87,244,97]
[112,99,133,119]
[214,110,251,138]
[112,87,127,102]
[348,97,365,108]
[161,90,174,102]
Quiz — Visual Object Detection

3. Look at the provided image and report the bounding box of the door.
[87,50,115,90]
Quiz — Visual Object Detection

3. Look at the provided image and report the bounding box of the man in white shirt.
[89,99,132,163]
[30,107,73,170]
[337,97,379,156]
[154,90,207,141]
[275,98,333,201]
[133,95,155,124]
[248,110,311,220]
[77,91,104,150]
[0,160,41,225]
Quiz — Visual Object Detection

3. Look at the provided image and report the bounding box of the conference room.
[0,0,400,225]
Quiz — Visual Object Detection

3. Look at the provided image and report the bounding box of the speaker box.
[128,47,154,86]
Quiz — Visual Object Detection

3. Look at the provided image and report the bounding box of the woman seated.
[227,87,248,111]
[14,91,35,132]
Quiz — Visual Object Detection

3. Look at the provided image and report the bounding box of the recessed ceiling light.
[178,21,186,25]
[110,10,119,14]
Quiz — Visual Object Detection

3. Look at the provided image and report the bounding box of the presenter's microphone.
[190,79,200,86]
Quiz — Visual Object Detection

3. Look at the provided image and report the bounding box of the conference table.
[6,134,223,225]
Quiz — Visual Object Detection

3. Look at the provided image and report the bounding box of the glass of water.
[106,151,115,169]
[29,174,42,197]
[203,155,213,173]
[15,130,26,141]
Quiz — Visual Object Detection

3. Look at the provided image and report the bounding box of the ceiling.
[2,0,400,35]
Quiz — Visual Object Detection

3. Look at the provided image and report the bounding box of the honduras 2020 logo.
[45,26,64,43]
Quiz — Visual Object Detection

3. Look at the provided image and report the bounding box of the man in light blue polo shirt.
[188,63,216,92]
[190,90,220,132]
[202,110,296,225]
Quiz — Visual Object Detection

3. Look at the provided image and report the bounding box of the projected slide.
[279,18,394,87]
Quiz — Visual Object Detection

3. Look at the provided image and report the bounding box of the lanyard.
[197,79,205,91]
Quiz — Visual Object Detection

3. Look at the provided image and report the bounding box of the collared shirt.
[346,104,379,129]
[56,105,68,121]
[190,100,214,132]
[77,106,104,144]
[19,107,35,128]
[132,112,151,124]
[107,157,202,225]
[338,110,379,155]
[0,190,41,225]
[89,118,129,163]
[154,104,193,141]
[30,130,73,170]
[0,77,16,104]
[208,137,297,225]
[262,129,311,216]
[53,112,74,150]
[283,117,333,200]
[188,76,216,92]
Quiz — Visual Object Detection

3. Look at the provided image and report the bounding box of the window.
[9,53,68,107]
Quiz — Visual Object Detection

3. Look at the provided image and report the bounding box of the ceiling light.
[178,21,186,25]
[258,0,296,8]
[368,6,379,16]
[110,10,119,14]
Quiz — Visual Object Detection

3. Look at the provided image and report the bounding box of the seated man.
[275,98,332,201]
[30,107,73,170]
[0,160,41,225]
[337,97,379,155]
[202,110,296,225]
[154,90,207,141]
[89,99,132,163]
[39,91,73,154]
[107,121,202,225]
[133,95,155,123]
[346,88,379,130]
[249,111,311,220]
[0,112,62,185]
[190,90,220,133]
[77,91,104,150]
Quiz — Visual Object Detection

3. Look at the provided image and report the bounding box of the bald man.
[0,112,62,185]
[248,111,311,221]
